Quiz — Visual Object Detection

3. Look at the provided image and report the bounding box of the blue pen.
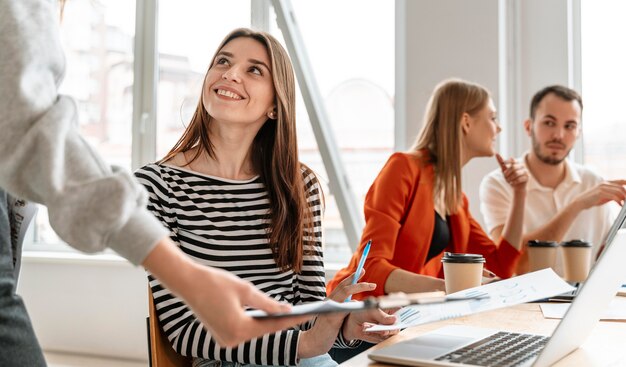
[345,239,372,302]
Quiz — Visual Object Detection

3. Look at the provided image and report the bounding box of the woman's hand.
[330,272,398,344]
[341,308,399,344]
[298,270,377,358]
[481,268,501,285]
[496,154,528,194]
[327,269,375,302]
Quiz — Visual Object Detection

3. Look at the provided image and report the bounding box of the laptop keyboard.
[434,331,549,367]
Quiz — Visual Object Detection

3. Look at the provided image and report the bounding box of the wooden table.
[340,303,626,366]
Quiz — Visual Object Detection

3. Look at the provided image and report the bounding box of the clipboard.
[246,291,488,319]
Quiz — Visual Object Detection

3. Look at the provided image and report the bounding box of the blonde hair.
[411,79,490,214]
[160,28,312,273]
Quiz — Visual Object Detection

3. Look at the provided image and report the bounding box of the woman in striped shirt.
[135,28,396,367]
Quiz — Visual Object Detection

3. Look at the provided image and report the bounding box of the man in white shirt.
[479,85,626,275]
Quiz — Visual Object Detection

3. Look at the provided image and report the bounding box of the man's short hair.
[529,85,583,120]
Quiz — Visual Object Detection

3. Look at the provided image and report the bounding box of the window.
[580,1,626,179]
[26,0,136,251]
[269,0,395,264]
[24,0,394,263]
[156,0,251,159]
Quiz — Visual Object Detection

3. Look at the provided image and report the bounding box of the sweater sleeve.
[464,197,521,278]
[359,153,418,296]
[0,0,167,264]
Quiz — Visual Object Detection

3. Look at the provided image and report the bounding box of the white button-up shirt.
[479,154,616,275]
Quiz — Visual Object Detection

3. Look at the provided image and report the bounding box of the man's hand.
[573,180,626,210]
[143,238,312,347]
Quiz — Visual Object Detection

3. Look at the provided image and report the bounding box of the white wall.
[397,0,573,224]
[514,0,572,155]
[397,0,501,222]
[17,253,149,361]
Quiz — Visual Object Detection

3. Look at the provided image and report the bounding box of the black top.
[426,211,451,262]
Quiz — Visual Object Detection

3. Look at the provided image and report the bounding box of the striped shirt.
[135,163,348,366]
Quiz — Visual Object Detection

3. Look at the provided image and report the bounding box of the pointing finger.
[495,153,507,171]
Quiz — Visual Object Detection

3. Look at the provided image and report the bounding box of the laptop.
[369,227,626,367]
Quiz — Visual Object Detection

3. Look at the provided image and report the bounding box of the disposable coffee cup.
[561,239,592,282]
[441,252,485,294]
[527,240,559,272]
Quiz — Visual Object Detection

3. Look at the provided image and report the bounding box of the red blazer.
[327,152,520,298]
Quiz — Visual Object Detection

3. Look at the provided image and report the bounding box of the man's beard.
[531,132,571,165]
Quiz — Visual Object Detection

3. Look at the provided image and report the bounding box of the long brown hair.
[160,28,311,273]
[412,79,489,214]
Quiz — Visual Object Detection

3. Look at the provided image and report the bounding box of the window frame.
[25,0,395,258]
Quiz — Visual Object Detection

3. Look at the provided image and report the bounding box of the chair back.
[147,287,192,367]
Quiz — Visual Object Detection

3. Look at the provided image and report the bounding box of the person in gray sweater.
[0,1,309,365]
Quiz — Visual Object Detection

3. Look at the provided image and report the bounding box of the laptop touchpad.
[377,334,475,360]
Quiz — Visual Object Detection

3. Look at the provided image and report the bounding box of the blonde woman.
[328,79,528,299]
[135,28,396,367]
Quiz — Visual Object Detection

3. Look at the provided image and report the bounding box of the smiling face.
[202,37,276,128]
[462,98,501,158]
[526,93,581,165]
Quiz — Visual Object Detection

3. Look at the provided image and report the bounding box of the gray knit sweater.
[0,0,167,264]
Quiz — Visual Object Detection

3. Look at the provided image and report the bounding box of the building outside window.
[27,0,136,250]
[25,0,395,267]
[269,0,395,264]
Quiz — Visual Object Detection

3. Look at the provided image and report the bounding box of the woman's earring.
[268,110,277,119]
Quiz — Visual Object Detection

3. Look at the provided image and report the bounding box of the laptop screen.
[599,202,626,250]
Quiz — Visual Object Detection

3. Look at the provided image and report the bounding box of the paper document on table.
[367,268,574,331]
[247,292,482,319]
[541,297,626,321]
[366,298,478,332]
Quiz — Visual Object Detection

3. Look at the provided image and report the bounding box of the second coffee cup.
[561,239,592,283]
[441,252,485,294]
[527,240,559,272]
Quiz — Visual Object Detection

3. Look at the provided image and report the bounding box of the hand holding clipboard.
[246,292,486,319]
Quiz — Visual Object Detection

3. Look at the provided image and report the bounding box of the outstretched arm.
[143,239,310,347]
[526,180,626,242]
[491,179,626,273]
